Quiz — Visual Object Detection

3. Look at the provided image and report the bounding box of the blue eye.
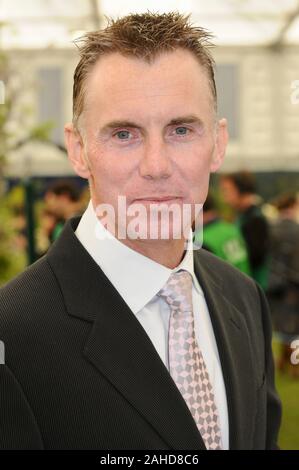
[116,130,131,140]
[175,127,188,135]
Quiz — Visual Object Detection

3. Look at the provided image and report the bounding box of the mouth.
[132,196,182,204]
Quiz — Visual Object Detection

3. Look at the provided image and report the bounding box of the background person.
[44,180,82,241]
[194,192,251,275]
[220,170,270,289]
[267,193,299,378]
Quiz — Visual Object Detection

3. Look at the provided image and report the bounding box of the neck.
[63,204,77,220]
[91,197,190,269]
[119,237,187,269]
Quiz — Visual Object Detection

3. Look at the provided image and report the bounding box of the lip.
[133,196,181,206]
[133,196,181,203]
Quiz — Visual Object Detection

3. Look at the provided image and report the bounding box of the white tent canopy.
[5,141,75,178]
[1,0,299,48]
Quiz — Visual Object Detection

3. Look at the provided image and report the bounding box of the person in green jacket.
[220,171,270,289]
[194,193,251,275]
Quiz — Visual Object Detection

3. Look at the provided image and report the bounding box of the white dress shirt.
[75,200,229,449]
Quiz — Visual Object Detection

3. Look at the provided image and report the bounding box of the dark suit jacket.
[0,216,282,450]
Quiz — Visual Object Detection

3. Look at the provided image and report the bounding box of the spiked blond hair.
[72,11,217,129]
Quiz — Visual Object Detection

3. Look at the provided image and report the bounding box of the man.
[220,171,270,289]
[0,12,281,449]
[44,180,82,241]
[194,193,251,275]
[267,193,299,378]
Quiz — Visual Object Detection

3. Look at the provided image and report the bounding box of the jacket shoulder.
[0,256,62,333]
[195,247,256,291]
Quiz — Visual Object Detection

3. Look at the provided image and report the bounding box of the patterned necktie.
[157,270,222,450]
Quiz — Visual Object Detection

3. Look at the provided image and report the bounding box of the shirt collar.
[75,200,203,314]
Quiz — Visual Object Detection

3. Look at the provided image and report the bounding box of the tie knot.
[157,270,193,312]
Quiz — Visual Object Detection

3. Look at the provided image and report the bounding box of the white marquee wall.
[2,1,299,175]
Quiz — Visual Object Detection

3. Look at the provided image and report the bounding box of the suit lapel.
[47,218,206,450]
[48,217,256,450]
[194,251,257,449]
[83,284,207,450]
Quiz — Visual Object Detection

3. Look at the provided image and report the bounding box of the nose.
[139,136,172,180]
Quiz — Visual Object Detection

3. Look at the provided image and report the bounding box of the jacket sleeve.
[0,364,44,449]
[256,282,282,450]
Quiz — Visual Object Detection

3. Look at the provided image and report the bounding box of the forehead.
[84,49,214,121]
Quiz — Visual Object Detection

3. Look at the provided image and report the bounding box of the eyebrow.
[98,115,203,135]
[168,115,203,126]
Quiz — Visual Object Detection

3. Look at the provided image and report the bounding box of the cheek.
[89,147,135,200]
[179,143,213,181]
[225,187,238,203]
[178,145,213,203]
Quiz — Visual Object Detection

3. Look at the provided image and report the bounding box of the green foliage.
[0,52,11,168]
[0,44,54,286]
[0,190,27,286]
[277,370,299,450]
[28,121,55,141]
[273,340,299,450]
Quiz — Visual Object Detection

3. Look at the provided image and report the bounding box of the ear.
[64,123,91,179]
[210,118,229,173]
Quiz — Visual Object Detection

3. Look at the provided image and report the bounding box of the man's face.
[45,192,70,218]
[66,49,228,241]
[45,192,62,216]
[220,178,241,209]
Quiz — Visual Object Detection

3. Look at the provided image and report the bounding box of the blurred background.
[0,0,298,449]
